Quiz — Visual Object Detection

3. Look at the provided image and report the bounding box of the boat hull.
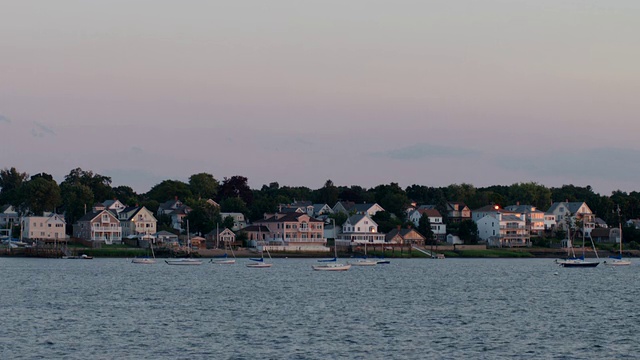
[312,264,351,271]
[604,259,631,266]
[246,263,272,268]
[211,259,236,264]
[165,259,203,265]
[348,260,377,266]
[560,261,599,268]
[132,258,156,264]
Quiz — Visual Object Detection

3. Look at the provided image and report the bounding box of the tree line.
[2,167,640,241]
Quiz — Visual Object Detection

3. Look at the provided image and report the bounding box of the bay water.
[1,257,638,359]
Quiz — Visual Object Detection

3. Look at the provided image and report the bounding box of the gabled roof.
[590,227,613,237]
[504,204,540,213]
[352,203,383,213]
[502,214,525,222]
[77,209,118,223]
[155,230,178,236]
[385,228,425,241]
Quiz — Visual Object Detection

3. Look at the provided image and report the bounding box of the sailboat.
[166,221,203,265]
[211,226,236,264]
[246,240,272,268]
[348,242,378,266]
[312,241,351,271]
[132,239,157,264]
[605,206,631,266]
[558,217,599,268]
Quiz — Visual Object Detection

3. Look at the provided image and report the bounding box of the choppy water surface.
[1,257,639,359]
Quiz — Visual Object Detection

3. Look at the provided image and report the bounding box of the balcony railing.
[93,226,121,232]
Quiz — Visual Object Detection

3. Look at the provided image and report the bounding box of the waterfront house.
[220,212,247,231]
[0,204,19,228]
[590,227,621,243]
[154,230,179,247]
[312,204,333,217]
[22,214,67,243]
[205,227,237,248]
[102,199,128,214]
[504,204,545,236]
[251,212,329,252]
[446,202,471,223]
[474,205,530,247]
[385,226,426,245]
[336,214,386,245]
[546,201,595,236]
[73,209,122,245]
[332,201,355,215]
[157,198,191,232]
[408,208,446,241]
[117,206,157,239]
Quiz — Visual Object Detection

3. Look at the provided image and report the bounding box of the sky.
[1,1,640,196]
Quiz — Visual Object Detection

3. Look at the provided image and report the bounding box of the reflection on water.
[0,258,638,359]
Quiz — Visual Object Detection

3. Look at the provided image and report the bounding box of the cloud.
[0,115,10,124]
[369,143,480,160]
[31,121,56,137]
[496,147,640,182]
[130,146,144,154]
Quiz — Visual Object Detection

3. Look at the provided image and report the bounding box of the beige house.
[22,214,67,243]
[385,226,426,245]
[251,212,329,252]
[73,209,122,244]
[118,206,157,238]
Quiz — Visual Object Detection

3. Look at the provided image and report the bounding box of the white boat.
[312,242,351,271]
[165,258,203,266]
[246,262,273,268]
[348,259,378,266]
[312,262,351,271]
[348,243,377,266]
[132,242,156,264]
[603,205,631,266]
[557,219,599,268]
[246,246,272,268]
[211,229,236,264]
[132,257,156,264]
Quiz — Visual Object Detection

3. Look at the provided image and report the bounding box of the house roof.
[258,212,323,223]
[385,228,425,241]
[504,204,539,213]
[352,203,382,213]
[240,225,271,233]
[418,208,442,217]
[77,210,117,222]
[155,230,178,237]
[502,214,525,222]
[346,214,368,225]
[473,204,502,212]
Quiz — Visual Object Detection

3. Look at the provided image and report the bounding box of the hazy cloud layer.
[370,143,480,160]
[0,115,10,124]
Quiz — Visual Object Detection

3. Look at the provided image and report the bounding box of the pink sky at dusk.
[1,1,639,195]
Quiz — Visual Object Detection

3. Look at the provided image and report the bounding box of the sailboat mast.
[618,205,623,256]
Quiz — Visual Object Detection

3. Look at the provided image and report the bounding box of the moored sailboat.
[605,205,631,266]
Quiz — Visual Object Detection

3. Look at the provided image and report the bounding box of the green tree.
[371,211,402,234]
[62,168,113,202]
[61,183,94,231]
[458,220,478,244]
[189,173,219,200]
[219,176,253,205]
[418,214,435,244]
[316,179,339,205]
[21,173,61,215]
[185,200,221,236]
[0,167,28,205]
[220,197,249,215]
[145,180,193,203]
[113,186,139,206]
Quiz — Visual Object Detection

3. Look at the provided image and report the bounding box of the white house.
[118,206,157,238]
[22,214,66,243]
[220,212,247,231]
[476,212,530,248]
[336,214,386,245]
[408,208,446,241]
[546,201,595,236]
